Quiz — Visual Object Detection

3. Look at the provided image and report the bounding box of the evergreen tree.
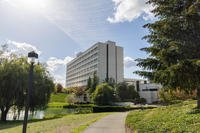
[87,76,92,90]
[89,72,99,94]
[135,0,200,108]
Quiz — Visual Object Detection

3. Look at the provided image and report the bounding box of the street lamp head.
[28,51,38,64]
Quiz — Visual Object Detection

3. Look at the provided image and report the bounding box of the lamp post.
[22,51,38,133]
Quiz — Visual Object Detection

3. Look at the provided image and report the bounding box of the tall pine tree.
[136,0,200,108]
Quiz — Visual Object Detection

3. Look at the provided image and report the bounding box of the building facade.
[124,78,162,103]
[66,41,124,88]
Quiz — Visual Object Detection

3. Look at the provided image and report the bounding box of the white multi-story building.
[66,41,124,88]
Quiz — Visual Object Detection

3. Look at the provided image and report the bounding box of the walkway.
[83,112,128,133]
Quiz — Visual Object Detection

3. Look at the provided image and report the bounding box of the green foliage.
[116,82,140,101]
[86,76,92,90]
[88,72,99,94]
[92,83,114,105]
[104,77,116,88]
[0,52,54,121]
[126,100,200,132]
[92,106,156,113]
[93,106,130,112]
[135,0,200,108]
[30,65,55,111]
[159,88,196,104]
[65,94,77,104]
[55,83,63,93]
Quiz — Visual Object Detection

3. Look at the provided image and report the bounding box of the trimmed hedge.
[48,103,156,113]
[92,106,156,113]
[63,104,94,108]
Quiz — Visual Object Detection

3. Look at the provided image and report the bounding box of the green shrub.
[63,104,94,108]
[65,94,77,104]
[92,106,130,112]
[92,83,115,105]
[92,106,155,113]
[159,88,196,104]
[116,82,140,101]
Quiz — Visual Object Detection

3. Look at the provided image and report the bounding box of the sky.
[0,0,155,86]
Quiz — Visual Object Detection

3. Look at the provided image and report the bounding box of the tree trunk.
[197,88,200,108]
[1,108,9,122]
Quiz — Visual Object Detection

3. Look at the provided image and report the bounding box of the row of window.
[68,47,98,69]
[67,58,98,75]
[68,54,98,72]
[67,70,97,83]
[67,64,98,78]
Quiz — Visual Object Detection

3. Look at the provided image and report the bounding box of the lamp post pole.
[22,51,38,133]
[22,62,34,133]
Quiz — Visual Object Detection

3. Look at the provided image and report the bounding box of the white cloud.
[6,40,42,55]
[46,56,73,72]
[46,56,73,86]
[0,40,41,58]
[107,0,154,23]
[124,56,137,68]
[0,40,71,86]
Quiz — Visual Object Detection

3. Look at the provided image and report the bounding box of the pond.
[4,107,92,120]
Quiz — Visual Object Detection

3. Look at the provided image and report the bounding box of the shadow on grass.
[0,115,63,130]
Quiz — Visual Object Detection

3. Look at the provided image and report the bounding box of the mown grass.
[126,100,200,133]
[0,113,110,133]
[49,93,69,103]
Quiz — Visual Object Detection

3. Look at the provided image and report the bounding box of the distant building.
[124,78,162,103]
[66,41,124,88]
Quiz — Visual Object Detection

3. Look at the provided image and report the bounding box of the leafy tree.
[29,64,54,111]
[135,0,200,108]
[116,82,129,101]
[71,87,85,96]
[128,85,140,100]
[56,83,63,93]
[92,83,114,105]
[0,55,54,121]
[116,82,139,101]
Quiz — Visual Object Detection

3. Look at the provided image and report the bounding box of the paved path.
[83,112,128,133]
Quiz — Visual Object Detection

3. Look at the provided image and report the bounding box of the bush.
[92,83,115,105]
[159,88,196,104]
[63,104,93,108]
[116,82,140,101]
[93,106,130,112]
[65,94,77,104]
[92,106,156,113]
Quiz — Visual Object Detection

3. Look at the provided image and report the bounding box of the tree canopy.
[135,0,200,107]
[0,50,54,121]
[92,83,114,105]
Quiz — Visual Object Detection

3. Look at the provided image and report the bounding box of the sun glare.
[9,0,48,12]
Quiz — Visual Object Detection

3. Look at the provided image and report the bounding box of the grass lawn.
[0,113,110,133]
[126,100,200,132]
[49,93,69,103]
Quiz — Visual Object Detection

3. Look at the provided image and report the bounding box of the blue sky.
[0,0,154,86]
